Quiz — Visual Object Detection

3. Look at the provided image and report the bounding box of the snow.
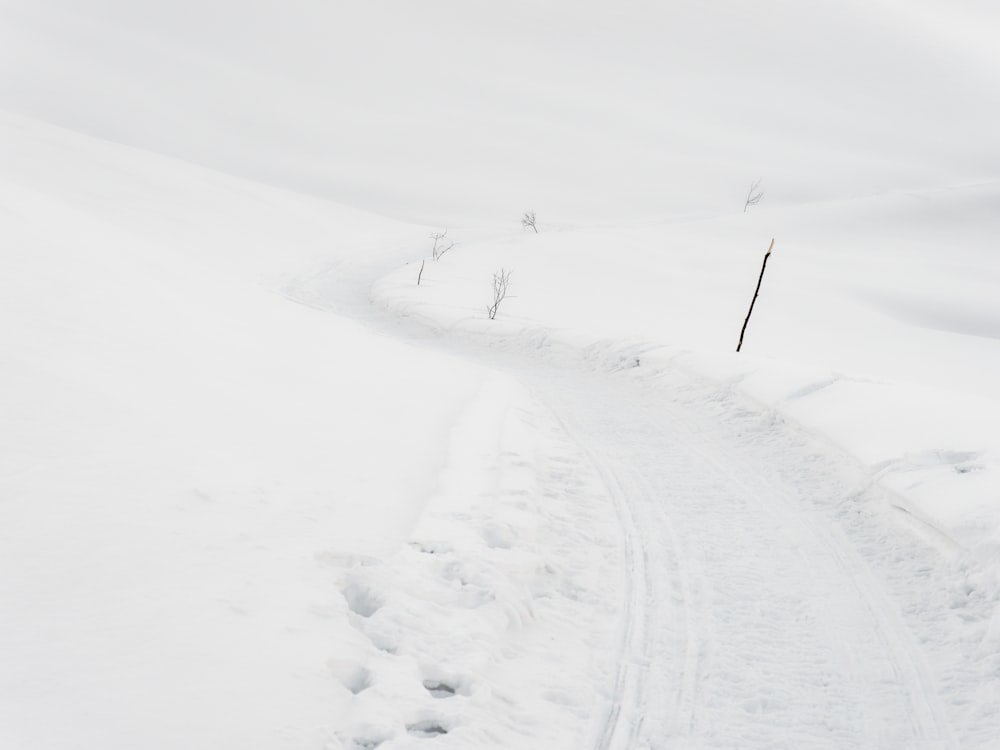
[2,0,1000,747]
[0,113,492,748]
[332,376,623,749]
[374,186,1000,561]
[3,0,999,223]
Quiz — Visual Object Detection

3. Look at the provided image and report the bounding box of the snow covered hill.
[0,110,503,748]
[2,1,1000,748]
[3,0,999,224]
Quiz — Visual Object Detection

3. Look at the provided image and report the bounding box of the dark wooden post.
[736,238,775,353]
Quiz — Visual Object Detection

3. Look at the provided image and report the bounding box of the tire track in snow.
[532,369,961,749]
[558,412,708,750]
[588,459,649,750]
[631,469,704,740]
[676,404,961,750]
[545,399,648,750]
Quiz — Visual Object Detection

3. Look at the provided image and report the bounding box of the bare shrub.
[521,211,538,233]
[486,268,512,320]
[744,178,764,213]
[430,230,455,260]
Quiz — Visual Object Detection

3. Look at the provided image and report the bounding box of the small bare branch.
[417,258,425,286]
[429,229,448,260]
[486,268,512,320]
[429,229,456,260]
[521,211,538,233]
[744,178,764,213]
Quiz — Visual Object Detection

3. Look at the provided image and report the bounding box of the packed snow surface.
[2,1,1000,748]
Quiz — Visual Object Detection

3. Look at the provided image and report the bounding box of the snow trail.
[530,364,970,748]
[303,261,998,748]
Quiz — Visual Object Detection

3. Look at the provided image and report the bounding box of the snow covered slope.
[3,0,1000,747]
[0,110,630,750]
[0,112,497,748]
[3,0,999,224]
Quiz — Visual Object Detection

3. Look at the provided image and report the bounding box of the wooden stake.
[736,238,775,353]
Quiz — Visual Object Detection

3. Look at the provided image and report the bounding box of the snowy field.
[2,1,1000,748]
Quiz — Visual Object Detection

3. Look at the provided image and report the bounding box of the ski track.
[304,267,996,749]
[527,366,979,749]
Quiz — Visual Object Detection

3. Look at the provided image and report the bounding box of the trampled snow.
[2,1,1000,748]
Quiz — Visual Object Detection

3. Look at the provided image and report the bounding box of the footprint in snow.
[342,583,384,618]
[422,678,459,699]
[327,660,371,695]
[406,719,449,738]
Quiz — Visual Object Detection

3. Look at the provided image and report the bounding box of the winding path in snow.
[528,364,967,749]
[310,261,997,748]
